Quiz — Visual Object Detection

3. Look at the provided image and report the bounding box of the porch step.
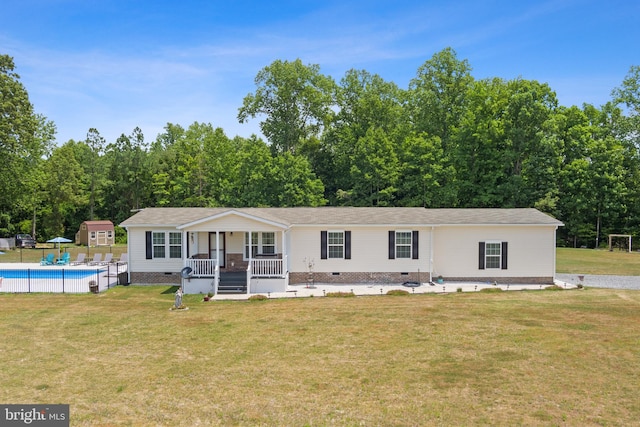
[217,283,247,294]
[217,272,247,294]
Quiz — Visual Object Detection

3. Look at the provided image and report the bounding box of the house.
[75,220,115,246]
[119,207,563,295]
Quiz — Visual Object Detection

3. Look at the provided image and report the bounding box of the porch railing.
[250,257,285,277]
[185,258,218,277]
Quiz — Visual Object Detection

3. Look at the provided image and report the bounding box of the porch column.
[183,230,188,263]
[216,231,220,267]
[247,231,253,295]
[281,230,287,275]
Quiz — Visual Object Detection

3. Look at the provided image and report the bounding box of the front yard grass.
[1,286,639,426]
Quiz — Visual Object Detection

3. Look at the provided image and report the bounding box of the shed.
[75,220,115,246]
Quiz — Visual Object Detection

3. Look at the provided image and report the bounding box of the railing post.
[246,263,251,295]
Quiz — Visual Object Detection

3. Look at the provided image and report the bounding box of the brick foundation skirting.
[130,272,181,285]
[289,272,554,285]
[445,276,554,285]
[289,271,425,285]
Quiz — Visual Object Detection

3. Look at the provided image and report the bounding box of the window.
[245,232,276,258]
[328,231,344,259]
[395,231,412,258]
[262,232,275,254]
[153,232,165,258]
[90,231,96,240]
[320,231,351,260]
[479,241,508,270]
[485,242,501,268]
[388,230,419,259]
[169,232,182,258]
[147,231,182,259]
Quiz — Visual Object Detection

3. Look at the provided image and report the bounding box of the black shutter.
[412,230,419,259]
[388,231,395,259]
[146,231,153,259]
[478,241,485,269]
[345,231,351,259]
[320,231,328,259]
[501,242,508,269]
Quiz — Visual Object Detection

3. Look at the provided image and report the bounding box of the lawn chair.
[56,252,71,265]
[87,253,102,265]
[40,253,55,265]
[117,253,128,264]
[100,253,113,265]
[70,253,86,265]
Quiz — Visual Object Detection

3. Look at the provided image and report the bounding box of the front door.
[209,232,226,268]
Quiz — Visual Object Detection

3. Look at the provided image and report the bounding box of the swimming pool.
[0,268,105,279]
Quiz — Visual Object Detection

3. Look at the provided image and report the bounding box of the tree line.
[2,49,639,248]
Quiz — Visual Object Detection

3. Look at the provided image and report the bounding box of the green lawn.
[556,247,640,275]
[1,286,639,426]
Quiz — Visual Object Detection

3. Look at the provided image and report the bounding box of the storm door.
[209,232,226,268]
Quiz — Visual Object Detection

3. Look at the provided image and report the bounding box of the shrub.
[248,294,268,301]
[325,291,355,298]
[479,287,503,293]
[456,287,462,293]
[386,289,409,296]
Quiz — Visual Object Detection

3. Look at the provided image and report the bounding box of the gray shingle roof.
[120,207,563,228]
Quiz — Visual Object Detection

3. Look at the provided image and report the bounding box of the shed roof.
[120,207,563,228]
[81,220,115,230]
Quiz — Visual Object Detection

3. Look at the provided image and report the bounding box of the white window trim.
[244,232,277,260]
[484,240,502,269]
[395,230,412,259]
[152,231,182,259]
[327,230,345,259]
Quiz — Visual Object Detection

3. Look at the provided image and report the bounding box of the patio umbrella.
[47,237,72,259]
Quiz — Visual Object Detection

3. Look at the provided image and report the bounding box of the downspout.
[553,226,558,283]
[429,226,434,284]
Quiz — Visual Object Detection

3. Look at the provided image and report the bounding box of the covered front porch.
[179,218,289,295]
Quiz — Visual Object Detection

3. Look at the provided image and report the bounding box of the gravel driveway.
[556,273,640,290]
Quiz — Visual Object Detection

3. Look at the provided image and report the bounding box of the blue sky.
[1,0,638,145]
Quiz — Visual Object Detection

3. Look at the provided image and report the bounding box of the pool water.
[0,269,104,279]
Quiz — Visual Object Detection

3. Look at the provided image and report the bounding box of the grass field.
[556,247,640,275]
[1,286,639,426]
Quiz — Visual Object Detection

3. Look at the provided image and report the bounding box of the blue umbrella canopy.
[47,237,72,244]
[47,237,73,258]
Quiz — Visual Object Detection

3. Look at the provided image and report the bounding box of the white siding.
[128,227,184,273]
[288,226,432,274]
[433,225,556,278]
[185,216,284,232]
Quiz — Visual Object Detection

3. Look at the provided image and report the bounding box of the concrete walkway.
[212,279,576,300]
